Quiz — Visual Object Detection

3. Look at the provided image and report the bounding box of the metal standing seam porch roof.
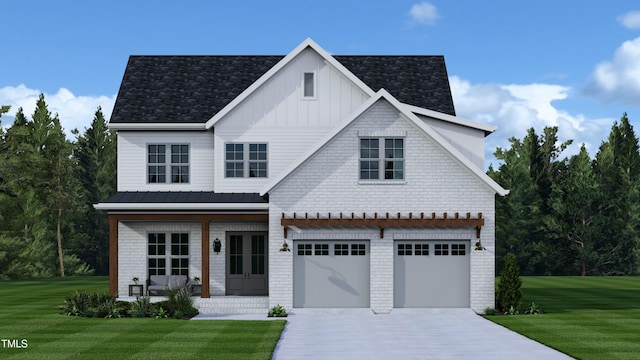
[95,192,268,210]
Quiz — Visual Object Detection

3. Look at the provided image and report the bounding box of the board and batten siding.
[213,47,370,193]
[117,131,214,192]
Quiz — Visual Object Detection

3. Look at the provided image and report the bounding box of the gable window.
[225,143,268,178]
[147,144,189,183]
[303,72,315,98]
[148,232,189,276]
[359,138,404,180]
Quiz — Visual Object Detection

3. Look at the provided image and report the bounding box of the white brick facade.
[268,100,497,313]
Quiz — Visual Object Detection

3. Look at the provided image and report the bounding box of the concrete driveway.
[271,308,573,360]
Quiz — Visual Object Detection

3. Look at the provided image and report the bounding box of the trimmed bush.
[496,252,522,312]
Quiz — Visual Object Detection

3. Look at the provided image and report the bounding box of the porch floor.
[117,295,270,314]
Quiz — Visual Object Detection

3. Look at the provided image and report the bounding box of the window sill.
[358,180,407,185]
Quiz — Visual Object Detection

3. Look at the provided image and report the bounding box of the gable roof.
[261,89,508,197]
[109,39,456,126]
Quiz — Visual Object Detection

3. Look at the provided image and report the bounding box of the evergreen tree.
[496,253,523,312]
[72,107,116,275]
[545,145,598,275]
[593,114,640,274]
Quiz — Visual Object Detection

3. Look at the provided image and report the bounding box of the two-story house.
[95,38,507,314]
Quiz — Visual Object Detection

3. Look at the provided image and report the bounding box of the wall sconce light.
[279,239,291,252]
[474,240,486,251]
[213,238,222,254]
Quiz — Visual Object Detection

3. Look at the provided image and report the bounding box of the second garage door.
[394,240,470,308]
[293,240,370,308]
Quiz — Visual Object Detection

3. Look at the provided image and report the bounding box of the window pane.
[304,72,314,97]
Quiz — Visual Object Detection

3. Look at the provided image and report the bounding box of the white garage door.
[293,240,370,308]
[394,240,470,308]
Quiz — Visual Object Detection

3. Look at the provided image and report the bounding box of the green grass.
[0,277,285,359]
[488,276,640,360]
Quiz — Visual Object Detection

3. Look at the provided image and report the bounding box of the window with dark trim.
[148,232,189,276]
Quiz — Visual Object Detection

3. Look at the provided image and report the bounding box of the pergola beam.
[281,212,484,239]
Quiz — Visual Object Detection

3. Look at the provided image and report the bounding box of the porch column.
[108,215,118,296]
[201,220,210,298]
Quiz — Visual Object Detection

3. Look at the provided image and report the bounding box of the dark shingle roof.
[110,54,455,124]
[101,192,267,204]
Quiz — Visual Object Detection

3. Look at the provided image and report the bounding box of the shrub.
[484,308,498,315]
[63,290,122,318]
[268,304,288,317]
[165,286,198,319]
[524,302,543,315]
[130,296,154,318]
[505,305,519,315]
[496,252,522,312]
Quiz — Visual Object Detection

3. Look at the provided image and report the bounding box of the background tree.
[72,107,116,275]
[545,145,598,275]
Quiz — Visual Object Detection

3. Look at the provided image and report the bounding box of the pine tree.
[496,253,523,312]
[593,114,640,274]
[72,107,116,275]
[545,145,598,275]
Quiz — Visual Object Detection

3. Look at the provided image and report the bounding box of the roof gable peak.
[204,38,375,128]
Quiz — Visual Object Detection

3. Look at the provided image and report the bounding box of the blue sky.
[2,0,640,168]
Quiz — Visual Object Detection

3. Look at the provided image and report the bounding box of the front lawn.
[488,276,640,360]
[0,277,285,359]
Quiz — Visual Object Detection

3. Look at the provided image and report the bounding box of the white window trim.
[224,142,269,178]
[146,143,191,184]
[301,71,317,100]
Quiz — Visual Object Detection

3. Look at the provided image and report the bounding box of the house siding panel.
[268,100,496,313]
[213,48,370,193]
[420,115,487,169]
[117,131,214,192]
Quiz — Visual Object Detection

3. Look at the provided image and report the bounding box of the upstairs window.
[148,145,166,183]
[303,72,315,98]
[359,138,404,180]
[225,143,268,178]
[148,144,189,183]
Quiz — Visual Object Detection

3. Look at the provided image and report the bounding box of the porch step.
[194,296,270,314]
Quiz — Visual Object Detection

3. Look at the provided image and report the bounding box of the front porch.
[118,295,270,314]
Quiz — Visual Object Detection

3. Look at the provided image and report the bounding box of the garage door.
[394,240,470,308]
[293,240,370,308]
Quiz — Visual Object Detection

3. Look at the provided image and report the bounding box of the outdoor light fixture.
[279,240,291,252]
[474,240,486,251]
[213,238,222,254]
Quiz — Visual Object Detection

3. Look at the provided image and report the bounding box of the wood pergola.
[281,211,484,239]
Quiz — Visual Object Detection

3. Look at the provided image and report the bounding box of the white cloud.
[618,11,640,29]
[450,76,614,168]
[0,84,116,138]
[584,36,640,105]
[408,2,439,26]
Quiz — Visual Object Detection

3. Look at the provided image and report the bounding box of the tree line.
[0,95,115,279]
[489,113,640,276]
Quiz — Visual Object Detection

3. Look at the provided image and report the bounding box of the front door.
[226,232,268,295]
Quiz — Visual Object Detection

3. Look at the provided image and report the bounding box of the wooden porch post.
[108,215,118,297]
[201,220,210,298]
